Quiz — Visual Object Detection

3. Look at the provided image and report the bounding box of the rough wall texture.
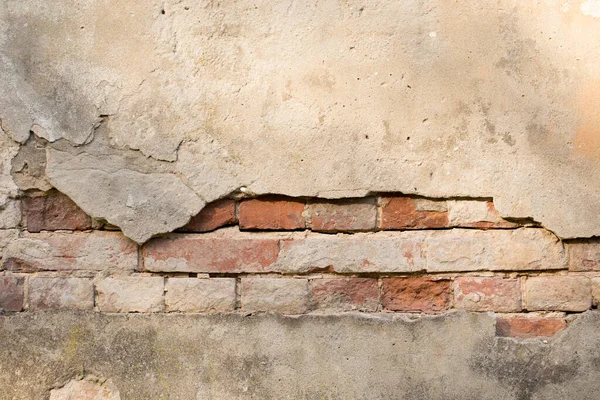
[1,0,600,241]
[2,1,600,398]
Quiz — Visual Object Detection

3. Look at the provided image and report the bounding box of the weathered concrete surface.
[2,0,600,241]
[1,311,600,399]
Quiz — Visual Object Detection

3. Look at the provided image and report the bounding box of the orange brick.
[380,196,448,230]
[496,315,566,338]
[239,196,305,230]
[382,277,451,312]
[178,199,236,232]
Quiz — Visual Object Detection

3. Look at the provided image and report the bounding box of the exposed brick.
[239,196,305,230]
[311,277,379,312]
[28,277,93,311]
[144,232,279,273]
[453,277,521,312]
[24,191,92,232]
[166,278,236,312]
[380,196,448,230]
[0,199,21,229]
[177,199,236,233]
[592,278,600,307]
[524,276,591,312]
[382,277,451,313]
[308,198,377,232]
[276,232,427,274]
[96,276,164,313]
[496,315,566,338]
[566,240,600,271]
[241,278,309,314]
[427,228,566,272]
[0,276,24,311]
[3,232,138,272]
[447,200,517,228]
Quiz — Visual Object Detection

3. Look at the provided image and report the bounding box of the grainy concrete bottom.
[0,311,599,400]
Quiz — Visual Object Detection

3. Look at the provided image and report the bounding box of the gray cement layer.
[0,311,599,399]
[2,1,600,242]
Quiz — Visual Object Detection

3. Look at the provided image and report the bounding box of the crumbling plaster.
[1,0,599,243]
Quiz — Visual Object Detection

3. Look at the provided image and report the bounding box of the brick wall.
[2,191,599,339]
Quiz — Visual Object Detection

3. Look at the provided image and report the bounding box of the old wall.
[2,0,600,399]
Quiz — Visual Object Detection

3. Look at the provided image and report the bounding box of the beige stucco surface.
[1,0,600,242]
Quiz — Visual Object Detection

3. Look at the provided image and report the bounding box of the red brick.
[496,315,566,338]
[0,276,24,312]
[25,191,91,232]
[311,278,379,312]
[453,277,521,312]
[567,240,600,271]
[308,198,377,232]
[380,196,449,230]
[239,196,305,230]
[382,277,451,312]
[143,233,280,273]
[177,199,236,233]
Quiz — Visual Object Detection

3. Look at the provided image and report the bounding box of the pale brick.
[308,198,377,232]
[311,278,379,312]
[567,240,600,271]
[28,277,93,310]
[447,200,516,228]
[143,232,279,273]
[524,276,591,312]
[453,277,521,312]
[427,228,566,272]
[241,278,308,314]
[592,278,600,307]
[96,276,164,313]
[3,232,138,272]
[166,278,236,312]
[276,232,427,273]
[0,198,21,229]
